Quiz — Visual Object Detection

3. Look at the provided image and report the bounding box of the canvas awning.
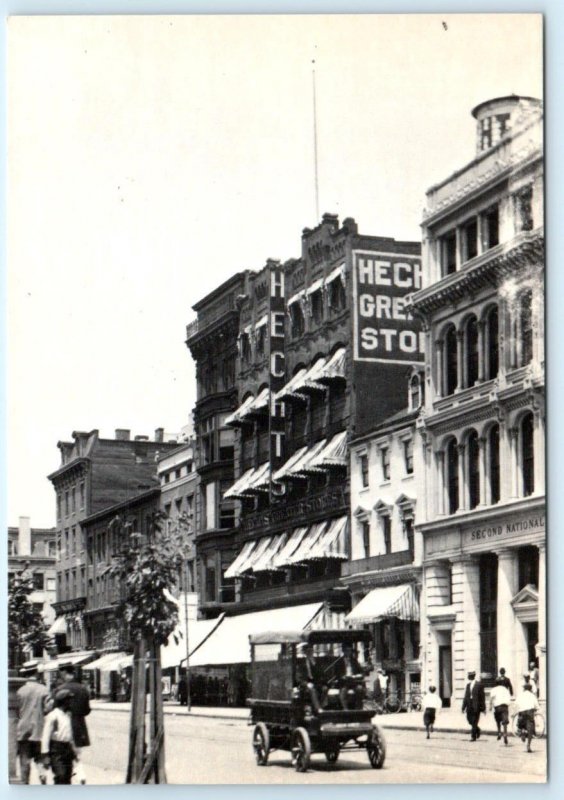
[275,369,308,403]
[246,387,270,417]
[285,522,328,565]
[307,431,348,470]
[251,533,288,573]
[161,616,224,669]
[318,347,346,382]
[225,395,256,427]
[346,584,420,623]
[247,462,271,493]
[189,602,324,666]
[271,527,309,569]
[271,446,308,482]
[47,617,67,636]
[41,651,98,673]
[288,439,328,477]
[326,263,346,285]
[306,278,324,295]
[298,357,328,392]
[307,516,349,560]
[287,289,306,306]
[82,651,129,672]
[255,314,268,329]
[223,466,257,499]
[224,540,258,579]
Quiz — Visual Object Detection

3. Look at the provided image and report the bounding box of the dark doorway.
[479,553,498,682]
[525,622,539,667]
[439,644,452,708]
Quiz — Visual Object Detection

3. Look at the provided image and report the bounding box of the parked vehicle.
[247,629,386,772]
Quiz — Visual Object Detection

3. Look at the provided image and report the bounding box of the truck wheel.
[367,726,386,769]
[291,727,311,773]
[252,723,270,766]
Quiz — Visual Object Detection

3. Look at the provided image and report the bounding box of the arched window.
[409,374,421,410]
[521,412,535,496]
[446,438,459,514]
[467,430,480,509]
[488,423,500,504]
[519,291,533,367]
[290,303,305,338]
[486,306,499,380]
[465,317,479,387]
[444,325,458,395]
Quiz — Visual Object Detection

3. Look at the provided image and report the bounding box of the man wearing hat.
[16,661,49,784]
[58,662,91,783]
[462,670,486,742]
[41,689,76,784]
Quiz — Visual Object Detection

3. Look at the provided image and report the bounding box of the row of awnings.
[346,584,420,623]
[225,348,346,427]
[224,516,349,579]
[223,432,348,500]
[287,264,346,307]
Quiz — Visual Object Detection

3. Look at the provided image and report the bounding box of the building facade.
[47,427,178,651]
[409,95,544,705]
[8,517,57,664]
[158,438,199,595]
[345,369,425,697]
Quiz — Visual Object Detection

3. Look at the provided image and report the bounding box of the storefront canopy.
[346,584,420,624]
[224,462,270,499]
[82,651,130,672]
[307,516,349,560]
[224,540,257,579]
[47,617,67,636]
[251,533,288,573]
[189,602,324,666]
[271,526,309,569]
[275,439,327,480]
[41,651,98,673]
[306,431,348,471]
[224,394,256,427]
[272,446,309,482]
[275,368,308,403]
[161,616,225,670]
[298,357,328,393]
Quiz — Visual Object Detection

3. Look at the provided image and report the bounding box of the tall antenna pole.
[312,57,320,222]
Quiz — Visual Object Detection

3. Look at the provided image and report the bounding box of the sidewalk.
[92,699,544,737]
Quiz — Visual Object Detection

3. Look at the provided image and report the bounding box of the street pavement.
[26,704,546,785]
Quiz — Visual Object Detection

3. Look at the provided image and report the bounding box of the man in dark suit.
[462,670,486,741]
[58,664,91,783]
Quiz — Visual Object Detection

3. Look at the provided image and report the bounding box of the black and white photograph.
[6,12,545,785]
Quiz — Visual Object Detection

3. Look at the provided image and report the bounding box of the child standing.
[41,689,76,784]
[422,686,442,739]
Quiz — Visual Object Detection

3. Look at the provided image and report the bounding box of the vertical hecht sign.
[269,266,286,497]
[352,250,424,363]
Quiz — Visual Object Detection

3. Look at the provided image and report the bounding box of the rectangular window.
[71,527,76,554]
[8,540,18,556]
[219,427,235,462]
[311,289,324,323]
[360,454,369,488]
[47,577,56,591]
[404,439,414,475]
[205,482,217,530]
[255,325,266,357]
[462,218,478,261]
[64,529,69,558]
[71,487,76,513]
[65,491,69,516]
[382,516,392,554]
[48,540,57,557]
[361,520,370,558]
[57,494,62,519]
[381,447,390,481]
[174,498,182,516]
[32,572,45,590]
[482,205,499,249]
[404,517,414,554]
[79,482,85,509]
[440,231,457,276]
[200,417,215,466]
[514,186,533,232]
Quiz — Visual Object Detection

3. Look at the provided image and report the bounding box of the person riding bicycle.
[514,682,540,753]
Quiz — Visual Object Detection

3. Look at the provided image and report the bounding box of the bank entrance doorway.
[525,621,539,667]
[439,644,452,708]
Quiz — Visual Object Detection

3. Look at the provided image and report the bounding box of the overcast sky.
[7,13,542,527]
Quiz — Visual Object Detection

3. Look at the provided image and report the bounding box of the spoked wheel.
[291,727,311,773]
[385,694,402,713]
[252,722,270,766]
[367,726,386,769]
[325,745,340,764]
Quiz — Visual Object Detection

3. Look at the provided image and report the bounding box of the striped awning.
[225,395,256,427]
[319,347,346,382]
[271,527,309,569]
[306,278,324,295]
[275,369,309,403]
[47,616,67,636]
[251,533,288,573]
[346,584,420,623]
[224,540,257,579]
[285,522,328,565]
[255,314,268,329]
[308,431,348,470]
[223,466,257,499]
[288,289,306,306]
[288,439,328,477]
[326,263,346,285]
[246,462,271,493]
[246,387,270,417]
[83,651,130,672]
[298,357,328,392]
[272,446,309,482]
[307,516,348,560]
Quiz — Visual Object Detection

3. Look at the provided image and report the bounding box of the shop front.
[421,498,545,705]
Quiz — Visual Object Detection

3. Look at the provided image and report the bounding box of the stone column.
[478,436,488,506]
[498,417,510,502]
[495,548,518,681]
[435,340,443,398]
[456,330,464,391]
[451,556,481,702]
[508,427,519,498]
[537,542,546,701]
[457,443,467,511]
[435,451,446,516]
[477,320,486,382]
[533,407,545,496]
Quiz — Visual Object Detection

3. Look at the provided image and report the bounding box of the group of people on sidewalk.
[15,660,91,785]
[421,663,542,752]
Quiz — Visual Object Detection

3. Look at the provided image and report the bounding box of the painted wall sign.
[352,250,424,364]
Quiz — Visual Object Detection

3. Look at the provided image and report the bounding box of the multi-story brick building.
[345,368,425,698]
[185,215,422,691]
[409,95,544,705]
[47,428,178,651]
[8,517,57,666]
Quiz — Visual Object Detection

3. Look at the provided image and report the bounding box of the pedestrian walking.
[497,667,513,695]
[462,670,486,742]
[58,663,91,784]
[15,661,49,784]
[514,682,540,753]
[373,669,388,710]
[529,662,540,698]
[422,686,442,739]
[41,689,76,784]
[490,678,511,744]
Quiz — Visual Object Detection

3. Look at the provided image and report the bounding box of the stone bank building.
[409,96,544,705]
